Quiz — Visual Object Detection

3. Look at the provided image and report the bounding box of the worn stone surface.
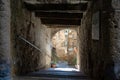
[6,0,120,79]
[78,1,92,76]
[112,11,120,79]
[79,0,119,80]
[11,0,51,75]
[91,0,116,80]
[112,0,120,9]
[0,0,11,63]
[51,27,78,39]
[109,0,120,79]
[90,0,120,79]
[0,0,11,79]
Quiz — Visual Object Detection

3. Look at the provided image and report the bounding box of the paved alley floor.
[13,69,88,80]
[13,76,88,80]
[13,62,85,80]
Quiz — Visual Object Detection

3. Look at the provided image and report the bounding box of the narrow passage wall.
[79,0,118,80]
[109,0,120,79]
[11,0,51,75]
[0,0,11,79]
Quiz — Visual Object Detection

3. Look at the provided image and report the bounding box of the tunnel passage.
[51,28,80,69]
[11,0,87,75]
[0,0,119,80]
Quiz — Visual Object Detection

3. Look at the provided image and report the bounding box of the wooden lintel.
[24,2,87,12]
[47,25,79,28]
[35,10,84,13]
[40,18,81,25]
[35,12,83,19]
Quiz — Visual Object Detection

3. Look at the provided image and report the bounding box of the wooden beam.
[47,25,79,28]
[35,10,84,13]
[24,1,89,4]
[35,12,83,19]
[40,18,81,25]
[24,2,87,12]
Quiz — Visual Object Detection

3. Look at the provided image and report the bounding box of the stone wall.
[92,0,116,80]
[90,0,115,79]
[51,27,78,39]
[0,0,11,79]
[90,0,104,79]
[99,0,115,79]
[78,1,92,76]
[10,0,120,79]
[11,0,51,75]
[79,0,117,79]
[37,24,51,69]
[110,0,120,79]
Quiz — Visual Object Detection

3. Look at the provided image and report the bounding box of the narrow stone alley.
[0,0,120,80]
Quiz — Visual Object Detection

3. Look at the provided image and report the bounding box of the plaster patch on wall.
[92,11,100,40]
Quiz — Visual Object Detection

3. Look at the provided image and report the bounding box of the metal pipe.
[18,35,51,58]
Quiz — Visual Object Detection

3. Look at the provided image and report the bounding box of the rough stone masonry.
[0,0,11,80]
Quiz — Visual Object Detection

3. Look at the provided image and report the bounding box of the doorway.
[50,28,80,72]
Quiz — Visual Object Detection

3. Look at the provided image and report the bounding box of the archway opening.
[51,28,80,71]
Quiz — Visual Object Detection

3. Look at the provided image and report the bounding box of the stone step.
[25,70,88,79]
[13,76,88,80]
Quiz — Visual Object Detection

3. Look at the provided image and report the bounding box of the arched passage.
[0,0,119,80]
[51,29,80,71]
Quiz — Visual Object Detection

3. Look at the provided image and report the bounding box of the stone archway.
[51,28,79,69]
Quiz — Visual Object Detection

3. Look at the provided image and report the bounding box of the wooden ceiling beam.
[24,2,87,12]
[47,25,79,28]
[40,18,81,25]
[35,12,83,19]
